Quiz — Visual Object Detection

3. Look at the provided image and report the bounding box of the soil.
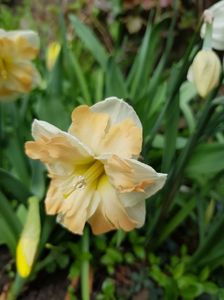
[0,247,69,300]
[19,271,68,300]
[0,247,11,299]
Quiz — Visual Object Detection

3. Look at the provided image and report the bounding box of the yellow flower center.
[63,160,104,199]
[0,56,11,80]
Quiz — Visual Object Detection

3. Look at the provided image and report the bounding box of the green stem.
[189,215,224,270]
[154,198,196,249]
[81,227,90,300]
[144,22,201,152]
[203,22,213,50]
[146,89,218,247]
[7,274,26,300]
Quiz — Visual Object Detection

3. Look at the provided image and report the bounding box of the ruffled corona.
[25,97,167,235]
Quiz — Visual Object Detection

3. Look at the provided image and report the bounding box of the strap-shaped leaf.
[0,168,30,204]
[70,15,108,70]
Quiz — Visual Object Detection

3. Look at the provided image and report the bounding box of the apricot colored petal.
[55,184,95,235]
[68,105,109,154]
[98,118,142,158]
[91,97,142,129]
[9,30,40,59]
[0,87,18,101]
[88,175,136,235]
[25,120,93,175]
[105,155,167,207]
[44,173,96,234]
[9,61,40,92]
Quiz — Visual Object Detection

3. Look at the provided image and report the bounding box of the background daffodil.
[201,0,224,50]
[0,29,40,101]
[25,97,166,235]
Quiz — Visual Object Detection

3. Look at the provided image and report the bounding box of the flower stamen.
[63,161,104,199]
[84,160,104,184]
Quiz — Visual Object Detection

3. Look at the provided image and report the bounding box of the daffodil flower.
[0,29,40,101]
[25,97,166,235]
[201,0,224,50]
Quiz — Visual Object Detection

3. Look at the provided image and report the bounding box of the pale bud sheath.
[189,50,221,98]
[16,196,41,278]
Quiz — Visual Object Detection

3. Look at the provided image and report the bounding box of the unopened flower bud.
[188,50,221,98]
[46,41,61,71]
[16,196,40,278]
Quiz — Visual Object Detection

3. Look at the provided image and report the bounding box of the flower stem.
[7,274,26,300]
[146,88,219,248]
[203,22,213,50]
[81,227,90,300]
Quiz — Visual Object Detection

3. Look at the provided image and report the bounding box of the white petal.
[86,190,100,219]
[201,1,224,50]
[91,97,142,130]
[88,175,136,234]
[104,155,167,207]
[0,29,6,37]
[208,0,224,13]
[126,201,146,228]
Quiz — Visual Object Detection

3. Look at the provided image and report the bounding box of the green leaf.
[152,134,187,150]
[101,278,115,297]
[37,50,69,130]
[6,134,30,186]
[186,143,224,179]
[69,15,108,69]
[133,245,145,260]
[161,92,180,172]
[30,160,45,199]
[105,57,127,98]
[155,198,195,248]
[0,168,30,204]
[199,266,210,282]
[0,216,17,255]
[178,276,204,299]
[180,81,197,133]
[127,18,169,100]
[203,282,218,295]
[0,191,22,243]
[64,45,92,105]
[173,262,185,280]
[101,248,123,266]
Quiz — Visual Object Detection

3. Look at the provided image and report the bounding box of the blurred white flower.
[0,29,40,101]
[201,0,224,50]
